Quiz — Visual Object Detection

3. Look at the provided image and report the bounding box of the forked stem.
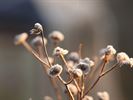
[83,60,107,97]
[83,62,119,97]
[57,75,74,100]
[22,42,49,67]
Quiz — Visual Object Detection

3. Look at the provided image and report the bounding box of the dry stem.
[22,42,49,67]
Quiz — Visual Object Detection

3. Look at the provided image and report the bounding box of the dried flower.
[14,32,28,45]
[71,68,83,78]
[31,36,47,46]
[75,62,90,75]
[82,95,93,100]
[67,52,80,63]
[116,52,129,64]
[48,64,63,77]
[67,84,78,96]
[128,58,133,67]
[80,58,95,67]
[30,23,43,35]
[97,91,110,100]
[49,31,64,43]
[53,47,68,56]
[100,45,116,55]
[44,96,53,100]
[100,45,116,61]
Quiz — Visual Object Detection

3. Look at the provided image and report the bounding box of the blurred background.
[0,0,133,100]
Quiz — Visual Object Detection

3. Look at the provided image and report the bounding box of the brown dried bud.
[49,31,64,43]
[14,33,28,45]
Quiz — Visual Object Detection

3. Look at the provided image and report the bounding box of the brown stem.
[83,60,107,97]
[100,63,119,77]
[78,43,83,59]
[41,31,52,67]
[37,46,62,100]
[57,76,74,100]
[60,54,69,69]
[22,42,49,67]
[81,75,85,98]
[83,63,119,98]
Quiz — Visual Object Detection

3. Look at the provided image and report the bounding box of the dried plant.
[14,23,133,100]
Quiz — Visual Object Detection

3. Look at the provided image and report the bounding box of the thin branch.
[83,60,107,97]
[37,46,62,100]
[57,76,74,100]
[100,63,120,77]
[22,42,49,67]
[41,31,52,67]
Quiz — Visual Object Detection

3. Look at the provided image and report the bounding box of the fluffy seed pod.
[100,45,116,61]
[80,58,94,67]
[100,45,116,55]
[75,62,90,75]
[44,96,53,100]
[30,23,43,35]
[116,52,129,64]
[97,91,110,100]
[65,84,78,96]
[49,31,64,43]
[48,64,63,77]
[14,33,28,45]
[53,47,68,56]
[82,95,93,100]
[67,52,80,63]
[129,58,133,67]
[71,68,83,78]
[31,36,47,46]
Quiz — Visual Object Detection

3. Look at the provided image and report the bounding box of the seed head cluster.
[14,23,133,100]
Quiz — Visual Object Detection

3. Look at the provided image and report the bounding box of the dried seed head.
[80,58,95,67]
[53,47,68,56]
[67,52,80,63]
[49,31,64,43]
[31,36,47,46]
[129,58,133,67]
[75,62,90,75]
[97,91,110,100]
[106,45,116,55]
[44,96,53,100]
[82,95,93,100]
[100,45,116,61]
[71,68,83,78]
[14,33,28,45]
[48,64,63,77]
[30,23,43,35]
[116,52,129,64]
[100,45,116,55]
[67,84,78,96]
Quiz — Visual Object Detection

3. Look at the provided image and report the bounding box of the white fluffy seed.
[116,52,129,64]
[82,95,93,100]
[97,91,110,100]
[53,47,68,56]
